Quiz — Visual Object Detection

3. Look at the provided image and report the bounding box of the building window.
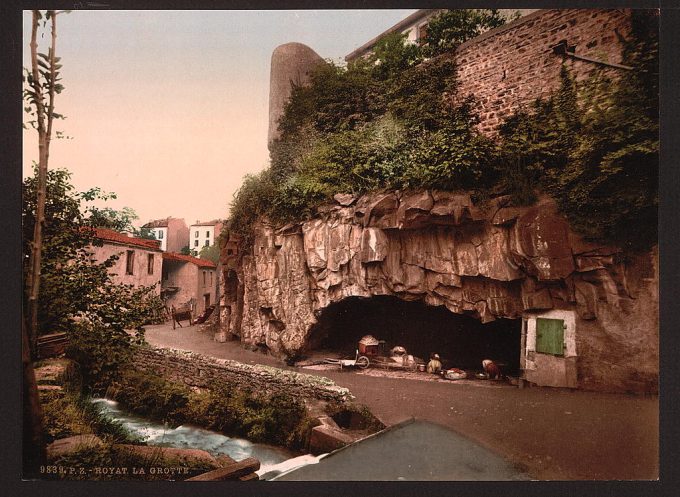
[162,265,168,281]
[204,240,209,247]
[147,254,154,275]
[157,230,164,239]
[206,231,210,238]
[536,318,565,356]
[195,231,199,238]
[125,250,135,275]
[194,240,199,247]
[210,272,213,285]
[203,271,207,286]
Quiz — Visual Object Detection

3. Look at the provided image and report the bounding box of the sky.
[22,9,416,227]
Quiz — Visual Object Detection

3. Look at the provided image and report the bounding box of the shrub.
[228,10,657,251]
[185,384,313,450]
[228,44,495,245]
[106,370,315,451]
[421,9,514,57]
[106,371,191,425]
[497,11,658,249]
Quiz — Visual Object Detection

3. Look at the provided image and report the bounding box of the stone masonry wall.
[453,9,632,134]
[132,346,353,402]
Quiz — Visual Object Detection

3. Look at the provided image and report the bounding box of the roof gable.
[162,252,217,268]
[94,228,162,251]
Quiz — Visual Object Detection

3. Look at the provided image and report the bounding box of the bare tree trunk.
[22,317,46,478]
[27,10,56,356]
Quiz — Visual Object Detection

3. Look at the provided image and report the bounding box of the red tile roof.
[162,252,217,268]
[94,228,162,251]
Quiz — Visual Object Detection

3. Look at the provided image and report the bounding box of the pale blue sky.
[22,9,416,226]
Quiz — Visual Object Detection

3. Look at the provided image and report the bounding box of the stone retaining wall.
[454,9,633,134]
[132,346,353,403]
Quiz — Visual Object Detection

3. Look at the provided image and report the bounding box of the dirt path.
[144,323,658,480]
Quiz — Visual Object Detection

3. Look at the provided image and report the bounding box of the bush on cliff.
[229,49,496,245]
[227,11,515,244]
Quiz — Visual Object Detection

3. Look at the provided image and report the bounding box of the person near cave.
[482,359,503,379]
[427,353,442,374]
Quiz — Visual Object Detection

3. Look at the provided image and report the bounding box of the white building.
[189,220,224,253]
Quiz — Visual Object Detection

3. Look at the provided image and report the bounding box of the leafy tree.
[136,227,157,240]
[23,168,164,335]
[421,9,512,57]
[370,31,422,81]
[85,203,139,232]
[22,9,69,475]
[23,168,165,393]
[198,243,220,264]
[180,245,192,255]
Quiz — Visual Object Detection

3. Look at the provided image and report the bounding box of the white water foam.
[91,397,296,473]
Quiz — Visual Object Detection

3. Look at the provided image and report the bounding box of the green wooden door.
[536,318,564,356]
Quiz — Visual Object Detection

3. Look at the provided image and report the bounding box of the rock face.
[224,191,658,393]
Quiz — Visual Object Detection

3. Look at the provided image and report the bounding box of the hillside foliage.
[228,10,658,250]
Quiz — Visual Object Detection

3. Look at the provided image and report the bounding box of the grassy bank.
[35,360,243,480]
[36,359,216,480]
[104,369,318,452]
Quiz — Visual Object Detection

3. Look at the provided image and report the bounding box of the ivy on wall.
[497,10,658,249]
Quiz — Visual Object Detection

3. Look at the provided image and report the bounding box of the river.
[91,398,321,478]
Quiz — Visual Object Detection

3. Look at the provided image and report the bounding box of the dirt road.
[144,323,658,480]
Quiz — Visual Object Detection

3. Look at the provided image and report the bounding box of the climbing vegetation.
[497,10,658,249]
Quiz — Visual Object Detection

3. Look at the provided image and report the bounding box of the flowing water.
[91,398,313,477]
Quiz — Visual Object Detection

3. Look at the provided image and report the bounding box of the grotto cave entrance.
[306,295,521,374]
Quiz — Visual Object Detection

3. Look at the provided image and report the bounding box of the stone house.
[142,217,189,252]
[189,220,224,253]
[161,252,217,315]
[88,228,163,293]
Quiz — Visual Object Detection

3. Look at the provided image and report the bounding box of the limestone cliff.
[222,191,658,393]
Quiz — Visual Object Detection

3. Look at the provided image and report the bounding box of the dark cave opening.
[306,295,521,374]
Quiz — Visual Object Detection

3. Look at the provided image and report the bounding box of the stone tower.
[268,42,325,147]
